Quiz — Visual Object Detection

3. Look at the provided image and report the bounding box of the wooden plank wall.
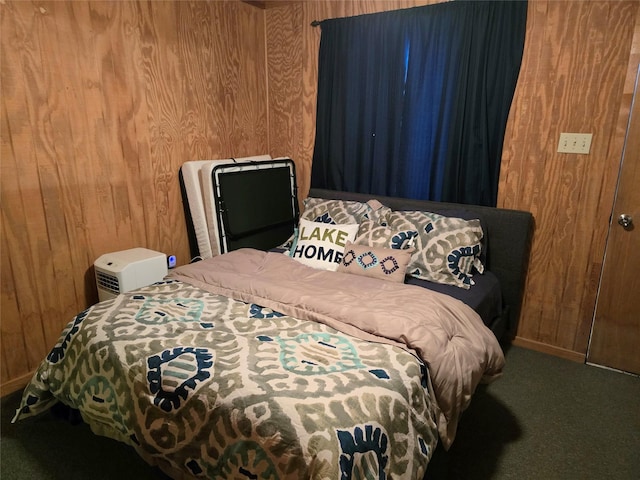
[264,0,640,361]
[0,0,268,394]
[499,1,639,360]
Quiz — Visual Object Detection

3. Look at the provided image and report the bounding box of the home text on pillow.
[289,219,359,271]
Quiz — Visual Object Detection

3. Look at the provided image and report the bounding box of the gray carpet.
[1,346,639,479]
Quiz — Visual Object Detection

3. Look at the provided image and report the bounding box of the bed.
[13,189,533,480]
[307,189,534,341]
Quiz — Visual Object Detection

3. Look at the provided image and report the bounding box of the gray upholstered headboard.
[308,188,534,341]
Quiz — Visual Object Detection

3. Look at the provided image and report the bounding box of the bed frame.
[309,188,534,342]
[179,155,273,260]
[179,155,297,261]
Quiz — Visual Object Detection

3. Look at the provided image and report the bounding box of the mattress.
[406,271,503,329]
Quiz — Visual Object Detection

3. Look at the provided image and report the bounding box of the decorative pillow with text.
[288,219,358,271]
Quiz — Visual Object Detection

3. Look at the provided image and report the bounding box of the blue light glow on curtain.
[311,0,527,206]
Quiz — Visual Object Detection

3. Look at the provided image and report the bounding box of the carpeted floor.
[1,345,639,479]
[428,346,640,479]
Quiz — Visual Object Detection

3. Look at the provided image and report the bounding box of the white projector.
[94,248,168,302]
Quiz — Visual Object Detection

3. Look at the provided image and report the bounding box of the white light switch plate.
[558,133,593,154]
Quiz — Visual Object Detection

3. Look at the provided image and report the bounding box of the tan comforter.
[168,248,505,448]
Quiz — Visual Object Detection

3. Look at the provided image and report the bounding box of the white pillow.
[289,219,358,271]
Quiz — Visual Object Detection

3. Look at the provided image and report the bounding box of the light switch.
[558,133,593,154]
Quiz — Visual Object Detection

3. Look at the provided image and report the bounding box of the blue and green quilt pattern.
[15,279,439,479]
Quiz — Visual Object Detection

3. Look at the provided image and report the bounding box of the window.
[311,0,528,206]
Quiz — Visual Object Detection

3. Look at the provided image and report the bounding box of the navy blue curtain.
[311,0,527,206]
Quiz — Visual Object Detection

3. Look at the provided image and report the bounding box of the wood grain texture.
[500,1,639,356]
[1,0,268,393]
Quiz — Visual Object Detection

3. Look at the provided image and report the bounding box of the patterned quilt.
[14,278,440,479]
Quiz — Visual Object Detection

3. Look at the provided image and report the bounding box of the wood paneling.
[265,0,640,359]
[1,0,268,394]
[500,1,639,357]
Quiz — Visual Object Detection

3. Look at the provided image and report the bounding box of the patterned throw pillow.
[302,197,391,225]
[338,242,414,283]
[355,220,417,250]
[288,219,359,271]
[280,197,392,251]
[364,199,392,225]
[388,210,484,289]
